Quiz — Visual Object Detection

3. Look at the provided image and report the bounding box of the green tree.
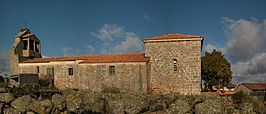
[201,50,232,91]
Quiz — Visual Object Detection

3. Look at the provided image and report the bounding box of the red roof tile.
[22,53,149,63]
[143,33,203,41]
[242,83,266,91]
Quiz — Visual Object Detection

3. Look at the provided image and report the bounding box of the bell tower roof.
[15,28,40,42]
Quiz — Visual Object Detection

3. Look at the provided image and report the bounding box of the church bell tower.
[10,28,42,76]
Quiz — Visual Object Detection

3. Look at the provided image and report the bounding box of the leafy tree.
[201,50,232,91]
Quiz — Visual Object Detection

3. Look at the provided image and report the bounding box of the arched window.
[173,58,177,71]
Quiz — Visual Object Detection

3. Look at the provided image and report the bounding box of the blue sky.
[1,0,266,82]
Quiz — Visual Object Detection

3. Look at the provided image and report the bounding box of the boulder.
[11,95,36,112]
[26,111,36,114]
[52,94,66,111]
[3,107,21,114]
[39,99,53,114]
[149,101,167,112]
[82,92,105,113]
[166,99,191,114]
[189,95,206,108]
[106,93,149,114]
[0,93,14,103]
[106,99,124,114]
[240,103,255,114]
[28,100,46,114]
[163,92,180,106]
[195,98,223,114]
[147,93,182,113]
[64,91,83,113]
[51,108,64,114]
[149,110,168,114]
[231,109,241,114]
[147,94,167,112]
[10,95,50,113]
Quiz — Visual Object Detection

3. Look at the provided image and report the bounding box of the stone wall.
[10,38,24,76]
[19,63,54,80]
[78,62,148,93]
[19,61,148,93]
[53,61,80,90]
[144,40,202,95]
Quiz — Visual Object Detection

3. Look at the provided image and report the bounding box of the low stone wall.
[0,90,258,114]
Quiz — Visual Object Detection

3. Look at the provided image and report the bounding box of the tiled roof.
[143,33,203,41]
[242,83,266,91]
[22,53,149,63]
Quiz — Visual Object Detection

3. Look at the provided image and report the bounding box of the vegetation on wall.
[201,50,232,91]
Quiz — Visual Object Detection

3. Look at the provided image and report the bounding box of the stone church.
[10,28,204,95]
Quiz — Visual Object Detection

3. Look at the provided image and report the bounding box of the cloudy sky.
[0,0,266,83]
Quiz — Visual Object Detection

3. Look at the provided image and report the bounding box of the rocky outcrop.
[3,107,20,114]
[51,93,65,111]
[166,99,191,114]
[240,103,256,114]
[11,95,35,112]
[105,93,150,114]
[0,91,259,114]
[195,99,223,114]
[64,91,84,113]
[0,93,14,103]
[82,92,105,113]
[38,99,53,113]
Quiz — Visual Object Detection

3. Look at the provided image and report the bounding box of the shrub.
[7,85,39,98]
[101,85,121,94]
[39,79,52,86]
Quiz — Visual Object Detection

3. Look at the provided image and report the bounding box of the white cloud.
[91,24,124,42]
[62,47,80,56]
[224,18,264,63]
[84,44,95,54]
[142,15,151,22]
[204,44,225,54]
[233,53,266,76]
[91,23,143,53]
[223,18,266,78]
[113,33,143,53]
[206,18,266,83]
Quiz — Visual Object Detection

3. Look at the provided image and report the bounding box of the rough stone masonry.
[10,28,204,95]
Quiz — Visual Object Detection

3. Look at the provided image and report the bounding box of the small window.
[109,66,115,76]
[23,40,28,50]
[69,68,73,76]
[173,58,177,71]
[36,66,39,73]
